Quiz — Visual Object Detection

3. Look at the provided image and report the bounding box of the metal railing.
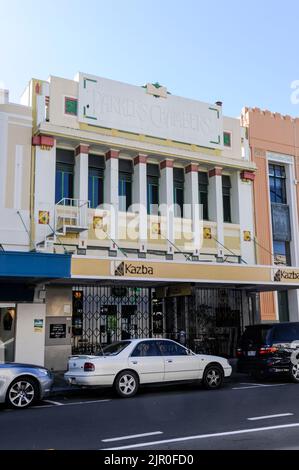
[55,198,89,234]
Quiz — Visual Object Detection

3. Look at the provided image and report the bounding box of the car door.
[156,340,202,382]
[127,341,164,384]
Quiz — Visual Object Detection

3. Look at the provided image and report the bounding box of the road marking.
[102,431,163,443]
[233,384,288,390]
[248,413,294,421]
[43,400,63,406]
[33,399,110,409]
[103,422,299,450]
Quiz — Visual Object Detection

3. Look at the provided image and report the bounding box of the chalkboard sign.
[271,204,291,242]
[50,323,66,339]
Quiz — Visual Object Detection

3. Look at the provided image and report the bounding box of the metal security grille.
[71,285,245,358]
[72,285,150,354]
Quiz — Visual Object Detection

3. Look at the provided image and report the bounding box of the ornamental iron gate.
[71,285,246,357]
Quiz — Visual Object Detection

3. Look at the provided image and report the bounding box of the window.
[64,97,78,116]
[119,159,133,212]
[277,292,290,323]
[55,163,74,203]
[273,241,291,266]
[222,175,232,223]
[88,168,104,209]
[96,341,131,356]
[272,323,299,343]
[131,341,161,357]
[173,168,184,218]
[147,164,160,215]
[156,340,188,356]
[119,173,132,211]
[56,149,75,203]
[198,172,209,220]
[223,132,232,147]
[269,164,287,204]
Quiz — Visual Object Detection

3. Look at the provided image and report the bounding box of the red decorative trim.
[75,144,89,156]
[32,135,55,148]
[160,160,174,170]
[185,164,199,174]
[134,154,147,165]
[240,170,255,182]
[208,167,222,178]
[105,149,120,161]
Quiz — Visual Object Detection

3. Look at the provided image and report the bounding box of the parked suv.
[237,322,299,382]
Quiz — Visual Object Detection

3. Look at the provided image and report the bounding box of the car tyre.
[6,377,39,409]
[202,364,223,390]
[114,370,139,398]
[289,363,299,383]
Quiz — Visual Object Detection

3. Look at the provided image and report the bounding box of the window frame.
[223,131,232,148]
[55,162,74,203]
[222,175,232,223]
[64,96,78,117]
[88,167,104,209]
[269,163,287,204]
[119,171,132,212]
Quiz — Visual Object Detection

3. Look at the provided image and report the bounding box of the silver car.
[0,363,53,409]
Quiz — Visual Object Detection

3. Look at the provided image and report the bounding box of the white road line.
[233,384,288,390]
[102,431,163,443]
[103,422,299,450]
[33,399,110,409]
[43,400,63,406]
[248,413,294,421]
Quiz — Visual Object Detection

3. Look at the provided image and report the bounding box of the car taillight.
[84,362,95,372]
[259,347,278,355]
[236,348,243,357]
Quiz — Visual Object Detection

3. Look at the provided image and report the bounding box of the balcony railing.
[55,198,89,235]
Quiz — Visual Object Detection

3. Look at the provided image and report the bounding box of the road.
[1,375,299,450]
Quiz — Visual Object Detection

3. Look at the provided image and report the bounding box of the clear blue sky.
[2,0,299,117]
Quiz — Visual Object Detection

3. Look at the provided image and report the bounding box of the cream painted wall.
[49,76,79,129]
[222,116,244,161]
[15,303,46,366]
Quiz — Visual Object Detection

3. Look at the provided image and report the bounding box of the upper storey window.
[65,97,78,116]
[223,132,232,148]
[269,164,287,204]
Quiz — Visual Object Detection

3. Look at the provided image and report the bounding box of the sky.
[1,0,299,117]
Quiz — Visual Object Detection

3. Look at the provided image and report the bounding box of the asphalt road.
[1,375,299,450]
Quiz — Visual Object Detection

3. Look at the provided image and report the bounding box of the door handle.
[167,360,173,363]
[132,361,138,365]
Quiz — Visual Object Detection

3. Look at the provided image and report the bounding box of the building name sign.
[114,262,154,277]
[78,73,223,149]
[274,269,299,282]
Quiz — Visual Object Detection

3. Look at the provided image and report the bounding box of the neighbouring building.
[242,107,299,323]
[1,74,298,370]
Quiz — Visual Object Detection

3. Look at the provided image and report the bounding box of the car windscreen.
[239,325,272,347]
[96,341,131,356]
[272,324,299,343]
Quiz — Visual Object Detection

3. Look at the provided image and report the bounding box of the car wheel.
[203,364,223,390]
[114,370,139,398]
[6,377,38,409]
[290,363,299,383]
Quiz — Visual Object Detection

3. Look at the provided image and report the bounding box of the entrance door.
[128,340,164,383]
[0,306,16,362]
[156,340,202,382]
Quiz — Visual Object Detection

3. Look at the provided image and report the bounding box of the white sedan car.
[64,339,232,398]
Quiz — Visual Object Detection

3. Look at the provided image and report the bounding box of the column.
[232,171,256,264]
[104,149,119,251]
[74,144,89,247]
[160,159,174,255]
[74,144,89,202]
[33,135,56,248]
[208,167,224,258]
[133,154,148,254]
[185,164,200,256]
